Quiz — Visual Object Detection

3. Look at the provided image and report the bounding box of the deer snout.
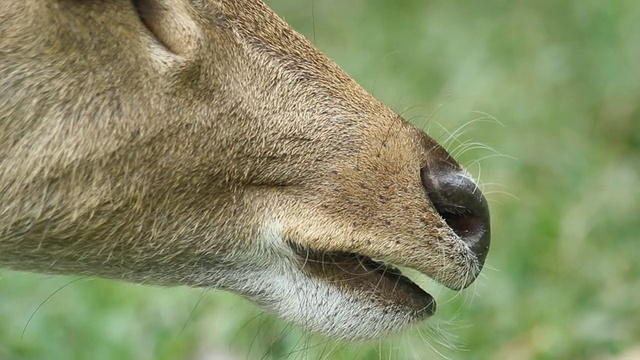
[421,166,491,276]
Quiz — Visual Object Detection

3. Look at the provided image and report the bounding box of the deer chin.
[236,250,437,341]
[226,223,439,341]
[295,249,437,316]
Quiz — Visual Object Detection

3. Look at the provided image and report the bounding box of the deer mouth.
[294,248,437,318]
[286,169,491,318]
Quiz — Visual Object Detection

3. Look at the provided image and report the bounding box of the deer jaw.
[0,0,490,340]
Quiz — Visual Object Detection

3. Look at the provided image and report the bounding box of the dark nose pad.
[421,167,491,268]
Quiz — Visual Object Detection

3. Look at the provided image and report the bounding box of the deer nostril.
[421,167,491,267]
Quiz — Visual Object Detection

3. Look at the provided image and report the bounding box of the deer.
[0,0,490,341]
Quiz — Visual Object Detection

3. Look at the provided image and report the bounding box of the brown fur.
[0,0,489,340]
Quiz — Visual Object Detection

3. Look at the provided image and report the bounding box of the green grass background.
[1,0,639,359]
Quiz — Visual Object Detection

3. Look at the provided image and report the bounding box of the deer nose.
[421,166,491,268]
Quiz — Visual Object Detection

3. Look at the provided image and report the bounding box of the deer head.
[0,0,490,340]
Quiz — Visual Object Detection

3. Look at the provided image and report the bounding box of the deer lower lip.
[297,250,436,317]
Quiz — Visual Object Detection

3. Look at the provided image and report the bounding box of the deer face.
[0,0,490,340]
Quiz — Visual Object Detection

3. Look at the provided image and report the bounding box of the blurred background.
[1,0,638,359]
